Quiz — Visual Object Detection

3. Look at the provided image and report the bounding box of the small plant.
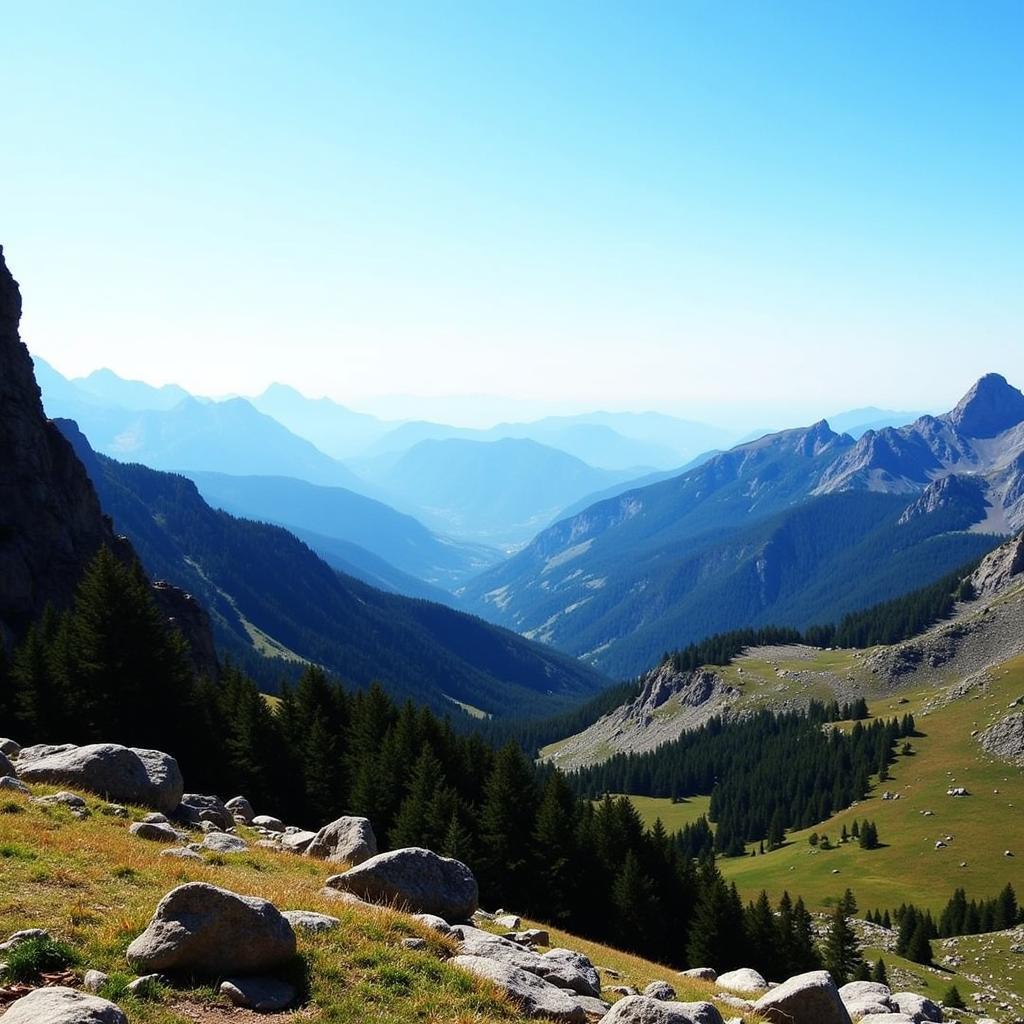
[1,800,25,814]
[111,865,138,880]
[3,936,79,982]
[1,841,37,860]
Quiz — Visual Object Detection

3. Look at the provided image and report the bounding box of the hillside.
[57,421,610,717]
[185,470,499,592]
[355,437,646,549]
[463,379,1023,676]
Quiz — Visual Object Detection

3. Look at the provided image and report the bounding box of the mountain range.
[460,378,1023,676]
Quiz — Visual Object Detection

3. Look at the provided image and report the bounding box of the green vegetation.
[3,934,79,982]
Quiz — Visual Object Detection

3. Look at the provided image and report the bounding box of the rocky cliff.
[0,245,218,677]
[0,245,116,645]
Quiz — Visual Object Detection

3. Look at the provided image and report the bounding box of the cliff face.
[0,245,116,645]
[0,245,218,678]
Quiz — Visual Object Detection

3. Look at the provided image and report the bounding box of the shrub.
[3,936,79,982]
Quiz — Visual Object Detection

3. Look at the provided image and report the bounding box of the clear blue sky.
[2,1,1021,426]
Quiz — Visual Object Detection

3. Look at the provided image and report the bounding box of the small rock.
[402,937,428,950]
[717,967,769,992]
[282,910,341,934]
[129,821,182,843]
[280,829,318,853]
[142,812,169,824]
[34,791,89,816]
[599,995,724,1022]
[495,914,522,930]
[0,776,30,794]
[224,796,255,823]
[0,929,49,953]
[643,980,676,1001]
[680,967,716,982]
[891,992,943,1022]
[176,794,233,830]
[451,954,586,1022]
[414,913,452,935]
[125,974,164,996]
[220,976,296,1012]
[160,847,202,861]
[0,738,20,759]
[200,832,248,854]
[252,814,285,831]
[82,969,110,993]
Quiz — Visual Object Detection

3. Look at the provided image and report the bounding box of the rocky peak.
[946,373,1024,439]
[896,473,989,527]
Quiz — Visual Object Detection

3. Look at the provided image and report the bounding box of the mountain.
[249,382,393,459]
[72,367,192,411]
[826,406,926,437]
[356,436,647,548]
[57,421,608,716]
[462,381,1021,676]
[33,361,372,491]
[185,470,499,590]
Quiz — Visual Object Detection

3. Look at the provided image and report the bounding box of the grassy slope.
[0,786,746,1023]
[606,795,712,834]
[718,653,1024,913]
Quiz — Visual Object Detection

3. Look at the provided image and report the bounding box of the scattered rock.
[0,776,30,794]
[414,913,452,935]
[599,994,724,1022]
[451,954,586,1022]
[219,976,296,1012]
[160,847,202,861]
[517,929,551,946]
[643,981,676,1001]
[325,846,478,920]
[34,791,89,816]
[252,814,284,831]
[891,992,943,1021]
[753,970,851,1024]
[17,743,183,812]
[608,986,638,997]
[857,1016,916,1024]
[542,948,601,997]
[127,882,296,974]
[280,829,318,854]
[0,738,20,759]
[224,796,255,824]
[305,815,378,865]
[577,995,612,1016]
[680,967,716,982]
[0,751,15,777]
[199,832,248,854]
[282,910,341,934]
[402,937,428,950]
[978,711,1024,764]
[495,914,522,930]
[1,986,127,1023]
[0,929,49,953]
[675,1003,728,1024]
[717,967,769,992]
[129,821,182,843]
[141,812,169,824]
[125,974,164,996]
[176,794,232,830]
[82,970,110,993]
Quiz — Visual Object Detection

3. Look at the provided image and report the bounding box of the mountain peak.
[947,373,1024,438]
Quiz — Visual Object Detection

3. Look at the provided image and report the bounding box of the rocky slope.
[546,532,1024,769]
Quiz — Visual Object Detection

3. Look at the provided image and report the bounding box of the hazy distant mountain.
[827,406,926,438]
[356,436,647,548]
[249,382,393,458]
[33,361,372,491]
[462,375,1021,676]
[58,420,609,716]
[73,366,192,411]
[185,470,499,590]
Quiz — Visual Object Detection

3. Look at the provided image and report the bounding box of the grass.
[718,653,1024,915]
[0,782,764,1023]
[612,795,712,833]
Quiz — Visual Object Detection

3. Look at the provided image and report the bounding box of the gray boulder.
[160,847,202,861]
[717,967,769,992]
[891,993,943,1022]
[1,986,127,1023]
[0,929,50,953]
[176,793,233,830]
[129,821,183,843]
[200,832,248,854]
[326,846,477,920]
[220,976,296,1011]
[126,882,296,974]
[17,743,183,812]
[34,791,89,816]
[282,910,341,934]
[0,775,29,794]
[457,926,546,973]
[414,913,453,935]
[0,738,19,758]
[753,970,851,1024]
[252,814,284,830]
[542,948,601,997]
[0,750,15,777]
[82,970,110,993]
[224,795,255,823]
[305,815,378,865]
[599,995,723,1022]
[577,995,612,1016]
[451,954,586,1022]
[643,981,676,1001]
[680,967,716,982]
[281,828,318,853]
[858,1016,916,1024]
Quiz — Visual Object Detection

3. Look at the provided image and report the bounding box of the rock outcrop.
[753,970,851,1024]
[126,883,296,974]
[450,954,587,1022]
[305,814,378,865]
[17,743,183,813]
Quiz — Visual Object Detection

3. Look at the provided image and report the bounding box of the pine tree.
[872,958,888,985]
[821,901,864,984]
[942,985,965,1009]
[745,891,779,979]
[906,919,933,965]
[532,772,579,924]
[389,746,445,849]
[610,850,659,952]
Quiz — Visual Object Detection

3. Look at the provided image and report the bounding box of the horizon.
[3,2,1022,420]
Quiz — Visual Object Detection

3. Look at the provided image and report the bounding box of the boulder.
[325,846,478,920]
[34,791,89,816]
[199,832,248,854]
[495,913,522,930]
[643,981,676,1000]
[402,936,428,950]
[129,821,182,843]
[281,828,318,853]
[0,750,15,777]
[857,1016,916,1024]
[176,794,232,830]
[680,967,716,982]
[1,986,127,1023]
[891,993,943,1022]
[282,910,341,934]
[451,954,586,1022]
[0,737,20,758]
[220,976,296,1011]
[160,847,202,861]
[518,928,551,946]
[414,913,453,935]
[0,775,29,794]
[717,967,769,992]
[225,796,254,823]
[542,948,601,997]
[577,995,612,1016]
[305,815,378,865]
[82,969,110,993]
[457,926,546,974]
[252,814,284,831]
[17,742,76,762]
[17,743,183,812]
[126,882,296,974]
[840,981,892,1005]
[0,929,50,953]
[598,995,724,1022]
[753,970,851,1024]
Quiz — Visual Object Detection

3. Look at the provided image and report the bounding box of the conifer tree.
[821,900,865,984]
[872,958,888,985]
[906,919,933,965]
[610,850,659,952]
[389,746,445,849]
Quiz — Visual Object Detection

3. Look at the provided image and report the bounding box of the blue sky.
[2,1,1022,426]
